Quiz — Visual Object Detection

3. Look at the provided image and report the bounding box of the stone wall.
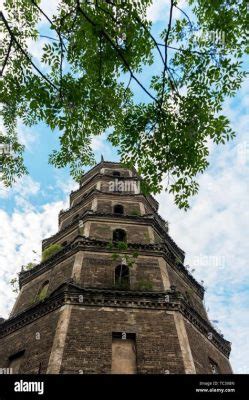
[96,199,141,215]
[89,221,152,244]
[60,307,185,374]
[166,262,208,320]
[185,320,232,373]
[12,257,75,316]
[60,202,92,230]
[80,253,164,291]
[0,310,60,373]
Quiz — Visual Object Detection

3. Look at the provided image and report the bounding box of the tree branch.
[76,2,158,103]
[134,13,165,65]
[158,43,208,56]
[174,4,193,30]
[95,0,165,66]
[0,37,13,77]
[123,73,132,106]
[161,0,176,102]
[0,11,58,91]
[39,34,59,41]
[31,0,67,52]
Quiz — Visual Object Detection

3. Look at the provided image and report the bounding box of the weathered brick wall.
[101,181,111,192]
[47,257,75,294]
[81,254,114,288]
[81,253,164,291]
[49,228,79,248]
[166,263,208,320]
[60,307,185,374]
[185,321,232,373]
[0,310,60,373]
[71,184,97,207]
[89,221,151,244]
[11,269,51,317]
[60,202,92,230]
[96,200,112,213]
[12,257,74,316]
[96,199,141,215]
[104,168,131,177]
[133,259,164,291]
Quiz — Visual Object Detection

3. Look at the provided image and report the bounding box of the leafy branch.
[0,0,247,208]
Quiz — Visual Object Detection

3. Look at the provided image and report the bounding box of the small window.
[73,214,79,221]
[115,265,130,289]
[8,350,25,373]
[62,241,67,247]
[209,358,220,374]
[37,281,49,301]
[113,229,126,242]
[113,171,121,177]
[114,204,124,215]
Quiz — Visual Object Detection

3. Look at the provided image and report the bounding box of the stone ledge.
[42,210,185,263]
[0,284,231,358]
[70,171,159,210]
[20,236,203,298]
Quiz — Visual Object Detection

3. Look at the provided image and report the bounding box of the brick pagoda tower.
[0,161,232,374]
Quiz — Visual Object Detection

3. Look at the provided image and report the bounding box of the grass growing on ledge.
[136,280,153,291]
[42,243,62,262]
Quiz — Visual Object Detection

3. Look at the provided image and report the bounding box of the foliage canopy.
[0,0,248,208]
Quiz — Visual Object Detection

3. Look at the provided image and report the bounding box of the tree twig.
[158,43,208,56]
[0,11,58,91]
[0,37,13,76]
[39,34,60,41]
[161,0,175,103]
[31,0,67,51]
[174,4,193,30]
[76,2,158,103]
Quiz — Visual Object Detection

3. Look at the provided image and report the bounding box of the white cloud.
[0,173,75,318]
[54,174,78,198]
[38,0,61,25]
[0,0,248,371]
[147,0,187,22]
[0,116,39,153]
[147,0,169,22]
[156,78,249,373]
[17,123,39,152]
[0,200,64,318]
[91,131,117,161]
[27,37,48,63]
[0,176,40,203]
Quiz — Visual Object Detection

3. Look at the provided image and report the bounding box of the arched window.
[115,265,130,289]
[114,204,124,215]
[113,171,121,177]
[37,281,49,301]
[113,229,127,242]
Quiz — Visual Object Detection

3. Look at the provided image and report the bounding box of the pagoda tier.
[0,161,232,374]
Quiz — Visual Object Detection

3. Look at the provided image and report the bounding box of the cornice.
[43,210,185,263]
[59,189,157,224]
[79,161,136,186]
[70,172,159,211]
[21,235,203,298]
[0,284,230,358]
[70,173,138,201]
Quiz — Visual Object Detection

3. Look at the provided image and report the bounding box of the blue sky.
[0,0,248,373]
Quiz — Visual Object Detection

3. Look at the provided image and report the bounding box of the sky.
[0,0,248,373]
